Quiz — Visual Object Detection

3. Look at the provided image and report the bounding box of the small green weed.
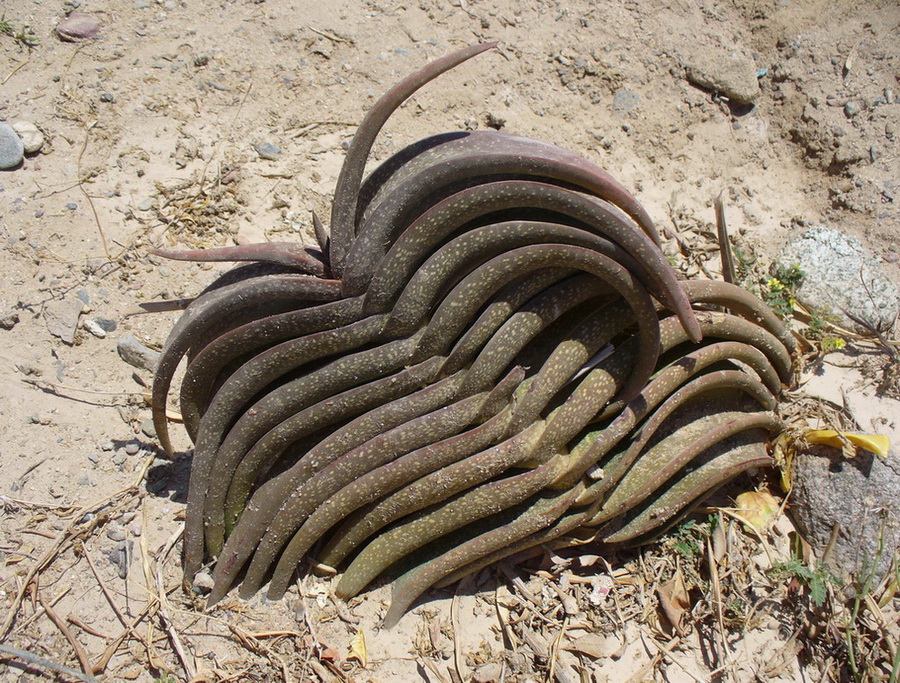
[0,14,39,48]
[770,557,834,606]
[763,263,805,324]
[665,516,716,562]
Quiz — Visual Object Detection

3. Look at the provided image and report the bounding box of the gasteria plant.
[151,43,795,627]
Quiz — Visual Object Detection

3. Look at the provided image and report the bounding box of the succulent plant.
[151,43,794,627]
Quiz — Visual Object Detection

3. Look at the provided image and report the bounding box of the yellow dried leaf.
[349,628,367,668]
[735,490,780,532]
[806,430,890,458]
[772,431,795,492]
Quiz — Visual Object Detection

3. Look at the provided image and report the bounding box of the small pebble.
[844,101,860,118]
[137,197,156,211]
[56,12,101,41]
[76,289,90,305]
[112,451,127,466]
[124,441,140,455]
[193,571,215,593]
[11,121,44,154]
[254,142,282,160]
[140,419,157,438]
[78,474,92,486]
[117,334,160,373]
[134,0,150,7]
[87,453,100,464]
[147,478,168,494]
[66,202,77,210]
[99,92,115,103]
[106,522,127,542]
[0,123,25,170]
[473,663,503,683]
[15,362,41,376]
[83,318,107,338]
[100,440,115,451]
[0,312,19,330]
[193,54,209,67]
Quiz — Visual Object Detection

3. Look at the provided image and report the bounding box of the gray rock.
[56,12,101,41]
[117,333,160,372]
[612,91,640,113]
[682,48,760,104]
[137,197,156,211]
[106,522,127,542]
[140,418,157,438]
[791,446,900,588]
[124,441,140,455]
[11,121,44,154]
[44,296,84,344]
[254,141,282,160]
[844,101,861,118]
[94,317,117,332]
[109,541,131,578]
[774,225,900,333]
[0,123,25,170]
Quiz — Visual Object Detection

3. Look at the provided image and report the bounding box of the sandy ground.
[1,0,898,681]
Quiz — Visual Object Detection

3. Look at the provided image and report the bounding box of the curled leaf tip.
[805,429,890,458]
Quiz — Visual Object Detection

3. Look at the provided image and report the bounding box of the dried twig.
[76,121,110,259]
[706,536,730,670]
[494,585,519,650]
[16,586,70,631]
[2,56,30,85]
[83,549,132,632]
[451,575,473,682]
[0,642,99,682]
[38,592,94,677]
[714,192,736,285]
[0,487,136,639]
[307,25,353,44]
[0,494,78,511]
[155,526,195,681]
[546,615,569,683]
[92,602,157,675]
